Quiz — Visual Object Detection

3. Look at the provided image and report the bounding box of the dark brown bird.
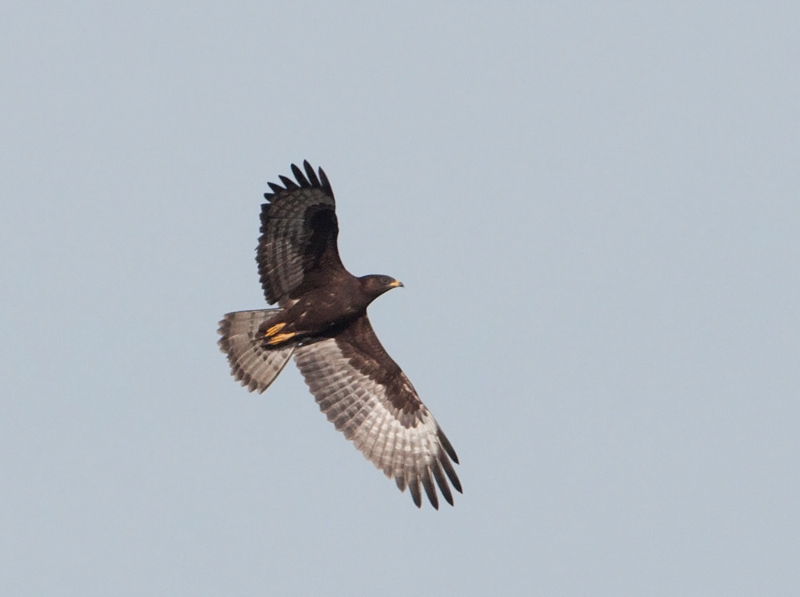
[218,161,461,508]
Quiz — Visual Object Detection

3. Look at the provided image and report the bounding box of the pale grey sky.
[2,2,799,595]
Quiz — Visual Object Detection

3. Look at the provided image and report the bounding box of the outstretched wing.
[257,161,346,305]
[293,315,461,509]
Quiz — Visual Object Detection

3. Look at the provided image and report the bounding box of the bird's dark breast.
[285,279,370,337]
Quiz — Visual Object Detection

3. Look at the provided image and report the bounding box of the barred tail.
[217,309,296,393]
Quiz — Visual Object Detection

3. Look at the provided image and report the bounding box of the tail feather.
[218,309,296,393]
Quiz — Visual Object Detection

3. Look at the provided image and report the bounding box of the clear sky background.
[2,2,799,595]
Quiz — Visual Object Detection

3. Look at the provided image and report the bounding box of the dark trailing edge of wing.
[291,163,308,186]
[409,478,422,508]
[278,175,298,190]
[431,460,453,506]
[437,428,462,492]
[389,428,462,509]
[438,427,459,465]
[397,427,462,509]
[263,161,334,200]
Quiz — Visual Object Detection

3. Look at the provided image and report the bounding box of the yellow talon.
[266,332,296,345]
[265,322,286,337]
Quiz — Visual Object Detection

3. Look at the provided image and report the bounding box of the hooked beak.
[390,279,404,288]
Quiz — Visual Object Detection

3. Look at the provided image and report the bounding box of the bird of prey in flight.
[218,162,461,508]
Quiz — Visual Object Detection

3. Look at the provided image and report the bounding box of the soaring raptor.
[218,162,461,508]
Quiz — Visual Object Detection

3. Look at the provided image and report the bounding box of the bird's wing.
[293,315,461,508]
[257,161,346,305]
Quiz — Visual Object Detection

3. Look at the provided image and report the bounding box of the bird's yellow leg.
[266,332,296,345]
[265,322,286,337]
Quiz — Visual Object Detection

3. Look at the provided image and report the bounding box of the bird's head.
[359,274,404,299]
